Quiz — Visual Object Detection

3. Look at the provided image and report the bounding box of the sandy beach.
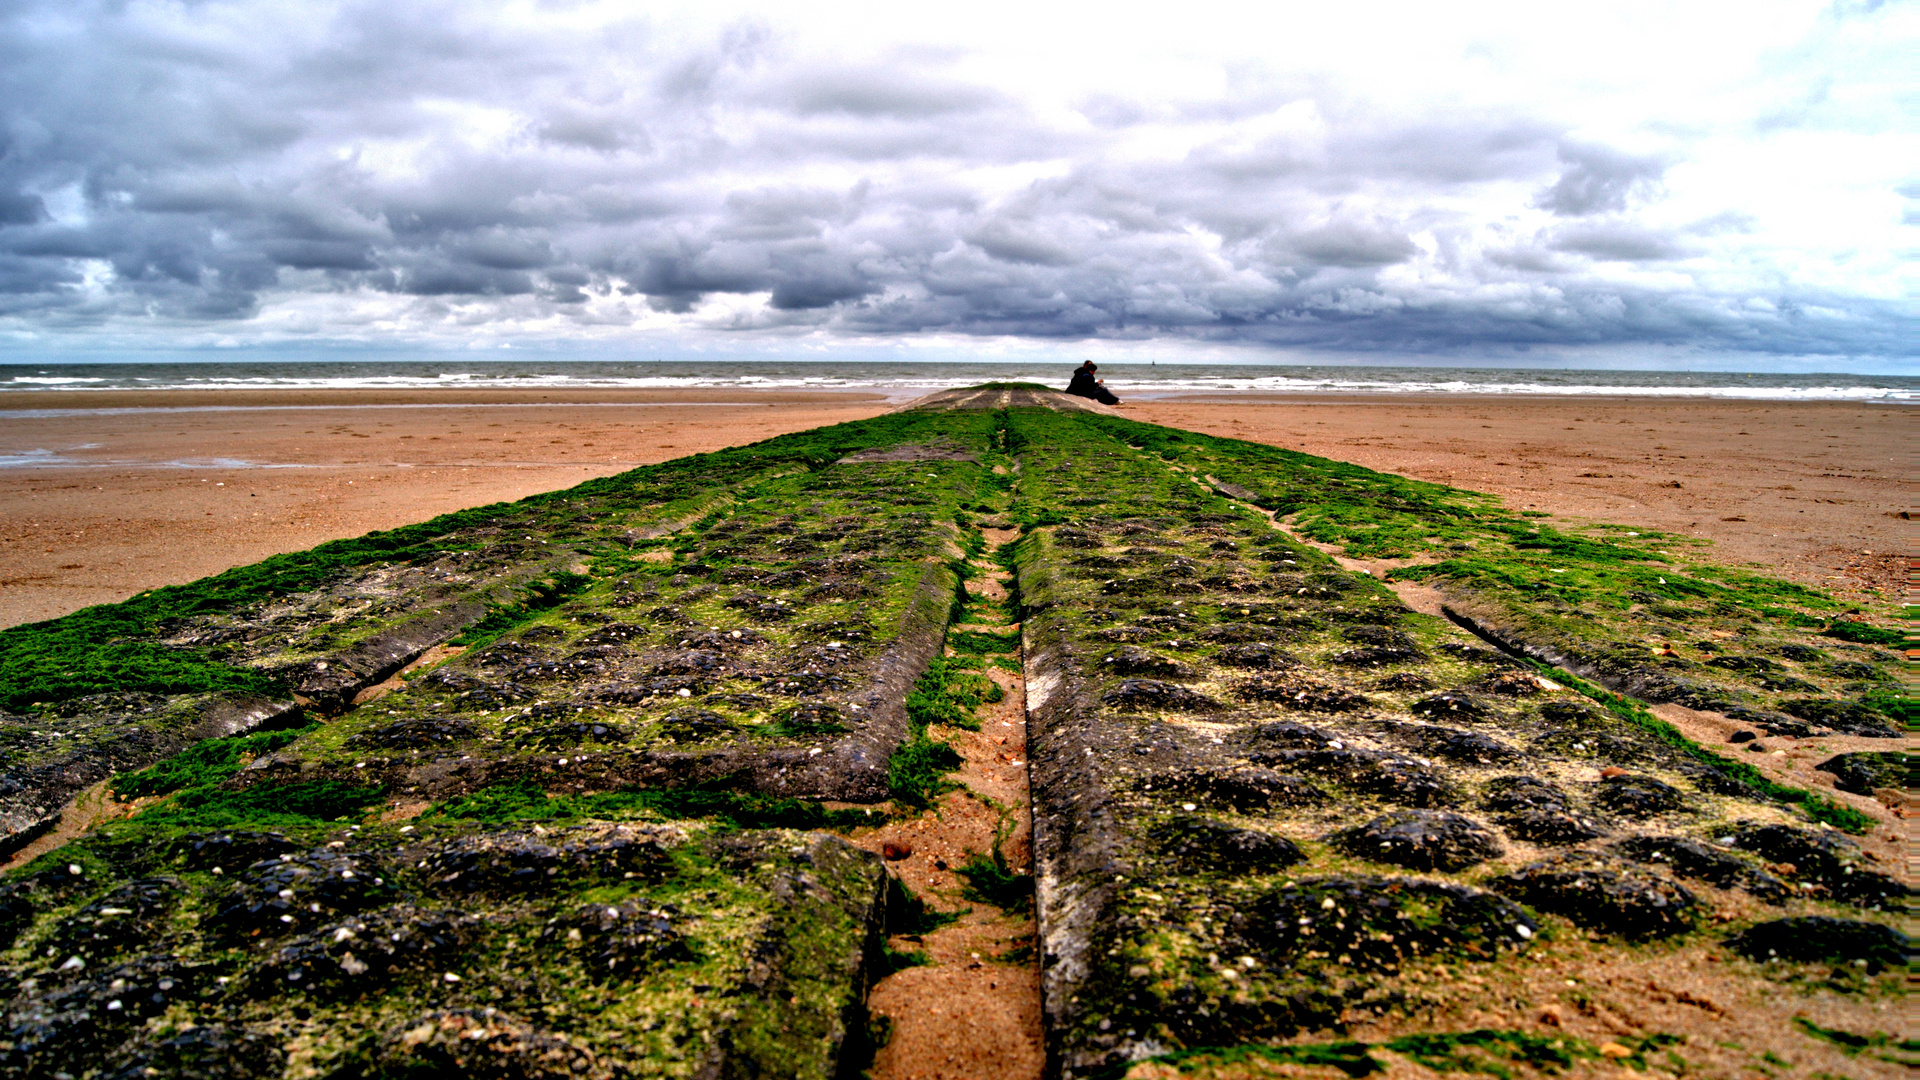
[0,389,1905,629]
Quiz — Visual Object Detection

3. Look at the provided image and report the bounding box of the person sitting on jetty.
[1065,360,1120,405]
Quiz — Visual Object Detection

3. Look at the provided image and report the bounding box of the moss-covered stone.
[1814,750,1911,795]
[0,821,890,1079]
[1,386,1902,1078]
[995,406,1899,1077]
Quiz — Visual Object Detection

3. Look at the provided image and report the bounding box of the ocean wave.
[0,362,1910,402]
[1108,377,1912,401]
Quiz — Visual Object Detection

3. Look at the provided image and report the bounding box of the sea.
[0,360,1911,403]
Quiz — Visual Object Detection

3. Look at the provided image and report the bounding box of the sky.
[0,0,1912,371]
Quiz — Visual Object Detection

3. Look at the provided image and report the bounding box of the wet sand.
[0,390,1906,628]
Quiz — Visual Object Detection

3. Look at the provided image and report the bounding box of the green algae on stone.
[0,386,1905,1078]
[0,818,891,1079]
[905,656,997,733]
[1814,751,1912,796]
[111,724,320,799]
[1080,413,1901,742]
[198,410,1012,809]
[1134,1028,1634,1078]
[448,570,595,648]
[1791,1017,1919,1062]
[957,840,1035,915]
[424,779,885,832]
[1512,663,1876,834]
[985,405,1902,1077]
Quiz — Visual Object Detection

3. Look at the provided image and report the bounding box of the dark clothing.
[1066,369,1119,404]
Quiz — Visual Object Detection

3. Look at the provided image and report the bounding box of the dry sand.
[0,390,1907,629]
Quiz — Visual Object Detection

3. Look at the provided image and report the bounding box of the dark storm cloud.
[0,1,1907,362]
[0,192,45,225]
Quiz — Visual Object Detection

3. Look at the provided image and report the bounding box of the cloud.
[966,219,1077,266]
[778,68,1001,119]
[1286,220,1419,268]
[0,0,1909,365]
[1534,142,1667,216]
[1550,223,1688,262]
[0,192,46,225]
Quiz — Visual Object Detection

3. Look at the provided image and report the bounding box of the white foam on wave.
[1107,376,1912,401]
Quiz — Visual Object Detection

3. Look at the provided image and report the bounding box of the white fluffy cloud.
[0,0,1911,366]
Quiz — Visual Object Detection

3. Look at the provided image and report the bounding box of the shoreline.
[1,389,1904,629]
[1,385,1910,414]
[1132,390,1914,405]
[0,387,891,410]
